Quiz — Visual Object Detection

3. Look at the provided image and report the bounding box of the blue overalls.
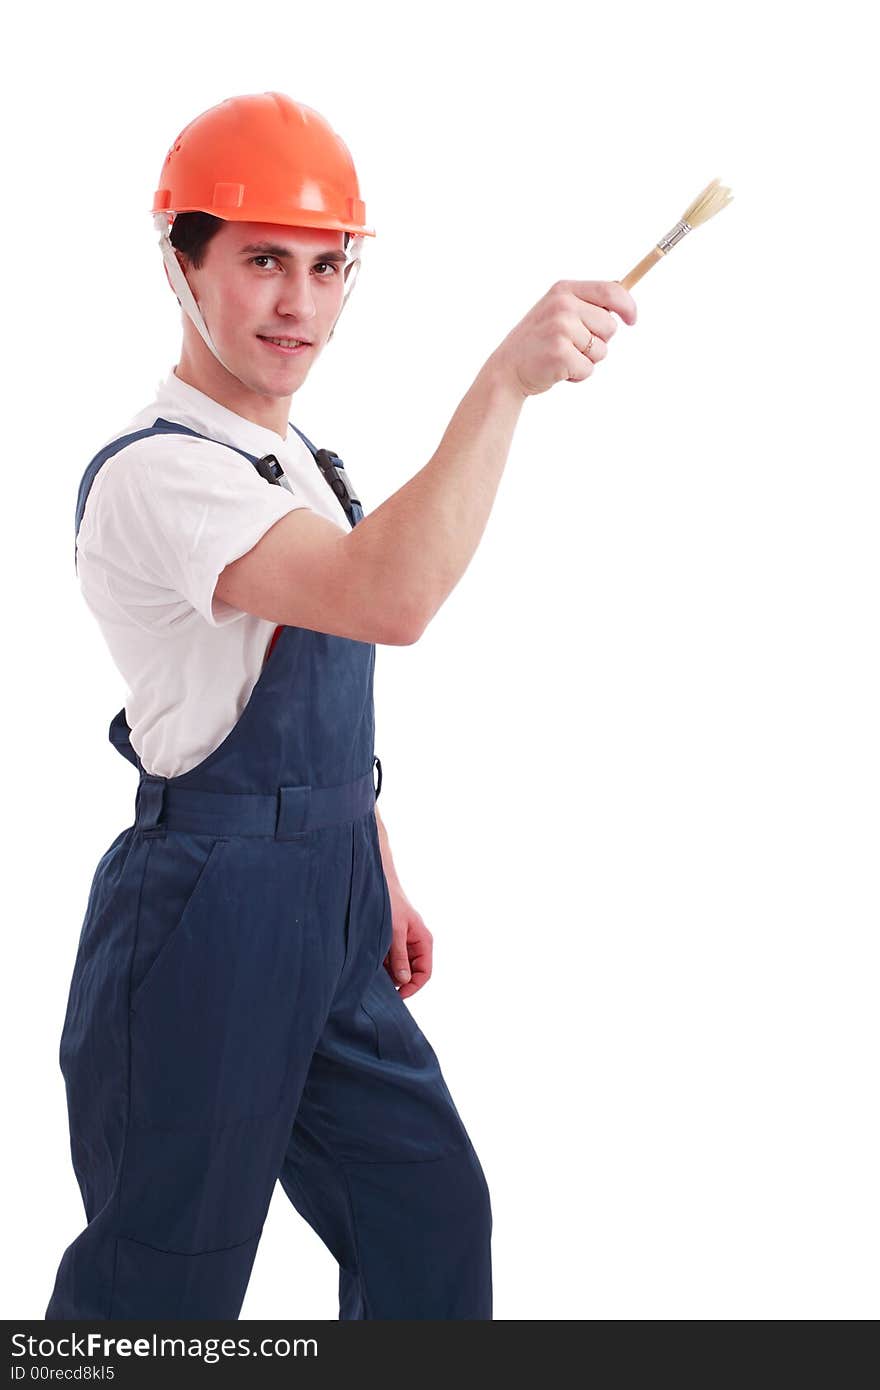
[46,418,493,1320]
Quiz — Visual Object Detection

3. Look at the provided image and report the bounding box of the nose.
[275,266,318,324]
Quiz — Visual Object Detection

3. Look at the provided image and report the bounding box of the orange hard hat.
[152,91,375,238]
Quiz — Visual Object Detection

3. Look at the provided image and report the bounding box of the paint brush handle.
[620,245,665,291]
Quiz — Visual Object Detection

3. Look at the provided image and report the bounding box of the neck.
[174,339,291,441]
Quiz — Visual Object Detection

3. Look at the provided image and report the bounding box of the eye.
[249,255,341,276]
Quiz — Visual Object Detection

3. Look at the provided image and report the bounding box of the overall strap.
[74,417,363,572]
[288,420,363,526]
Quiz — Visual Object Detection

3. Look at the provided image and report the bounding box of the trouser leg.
[46,830,333,1319]
[281,1125,493,1320]
[278,842,493,1320]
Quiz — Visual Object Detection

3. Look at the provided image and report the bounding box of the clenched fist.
[488,279,637,398]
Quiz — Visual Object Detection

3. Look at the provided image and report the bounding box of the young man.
[46,92,637,1321]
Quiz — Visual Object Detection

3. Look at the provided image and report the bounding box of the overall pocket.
[129,835,230,1014]
[128,833,317,1132]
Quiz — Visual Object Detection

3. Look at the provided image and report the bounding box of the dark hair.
[168,212,224,268]
[169,212,351,269]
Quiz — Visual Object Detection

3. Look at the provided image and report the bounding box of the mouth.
[257,335,313,356]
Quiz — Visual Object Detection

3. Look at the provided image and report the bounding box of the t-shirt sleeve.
[82,435,310,628]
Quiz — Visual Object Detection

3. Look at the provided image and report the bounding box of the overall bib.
[46,419,493,1320]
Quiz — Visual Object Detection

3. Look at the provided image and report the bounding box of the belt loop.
[135,774,167,837]
[373,755,382,801]
[276,784,311,839]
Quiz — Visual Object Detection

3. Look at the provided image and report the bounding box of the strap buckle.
[314,448,362,517]
[255,453,295,495]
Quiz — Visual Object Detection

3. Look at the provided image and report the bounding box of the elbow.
[390,598,429,646]
[396,622,423,646]
[390,615,424,646]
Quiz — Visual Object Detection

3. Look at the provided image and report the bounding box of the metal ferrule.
[657,219,692,253]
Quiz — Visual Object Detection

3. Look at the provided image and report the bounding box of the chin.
[237,360,311,398]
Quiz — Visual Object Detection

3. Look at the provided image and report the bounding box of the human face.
[176,221,348,433]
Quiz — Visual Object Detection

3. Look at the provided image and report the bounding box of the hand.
[488,278,637,398]
[383,881,433,1000]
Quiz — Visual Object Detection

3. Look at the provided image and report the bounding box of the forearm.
[374,805,400,888]
[344,355,526,641]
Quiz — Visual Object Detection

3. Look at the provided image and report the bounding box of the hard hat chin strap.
[154,213,237,375]
[328,251,363,341]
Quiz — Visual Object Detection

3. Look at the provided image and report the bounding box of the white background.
[3,0,877,1321]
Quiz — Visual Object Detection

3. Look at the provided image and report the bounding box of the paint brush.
[620,177,734,290]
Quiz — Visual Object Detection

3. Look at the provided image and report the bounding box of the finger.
[569,316,608,361]
[393,940,432,990]
[575,303,618,343]
[389,939,411,984]
[397,961,430,999]
[408,935,433,978]
[397,975,425,1000]
[564,343,595,384]
[563,279,637,326]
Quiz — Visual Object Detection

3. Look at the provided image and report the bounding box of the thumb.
[389,939,411,983]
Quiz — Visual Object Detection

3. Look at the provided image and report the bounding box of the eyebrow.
[239,242,348,263]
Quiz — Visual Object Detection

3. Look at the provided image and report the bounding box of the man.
[46,92,637,1320]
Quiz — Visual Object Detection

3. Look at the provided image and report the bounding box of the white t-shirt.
[76,367,353,779]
